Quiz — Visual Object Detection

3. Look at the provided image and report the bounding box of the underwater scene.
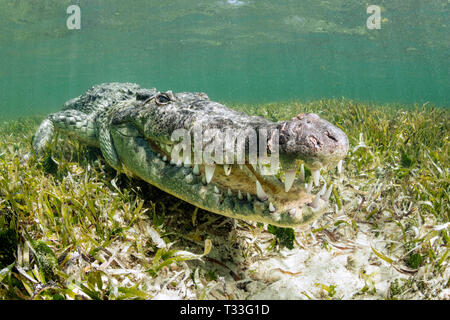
[0,1,448,301]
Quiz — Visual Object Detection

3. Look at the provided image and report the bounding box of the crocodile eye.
[156,93,171,105]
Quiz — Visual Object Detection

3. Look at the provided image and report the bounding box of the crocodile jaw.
[108,90,349,227]
[111,124,344,227]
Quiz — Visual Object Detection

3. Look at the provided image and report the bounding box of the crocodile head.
[109,90,349,227]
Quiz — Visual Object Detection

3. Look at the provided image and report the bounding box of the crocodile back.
[62,82,154,114]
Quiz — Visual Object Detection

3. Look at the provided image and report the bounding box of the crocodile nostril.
[309,136,321,149]
[325,131,338,142]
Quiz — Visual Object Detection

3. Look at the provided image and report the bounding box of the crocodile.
[31,82,349,227]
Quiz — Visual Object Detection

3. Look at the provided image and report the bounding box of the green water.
[0,0,448,120]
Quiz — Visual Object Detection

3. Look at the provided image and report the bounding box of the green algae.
[0,229,17,268]
[267,225,295,250]
[31,240,58,282]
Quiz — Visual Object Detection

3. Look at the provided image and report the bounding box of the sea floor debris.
[0,99,448,300]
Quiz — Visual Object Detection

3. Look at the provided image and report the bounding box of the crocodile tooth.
[238,190,243,200]
[157,153,161,158]
[184,156,191,168]
[337,160,343,174]
[247,193,252,201]
[299,164,305,182]
[166,144,172,153]
[214,186,220,194]
[227,188,232,196]
[223,164,232,176]
[319,182,327,196]
[193,164,200,175]
[176,159,182,167]
[289,208,297,216]
[305,181,313,193]
[202,176,207,185]
[162,155,167,162]
[205,164,215,183]
[269,202,276,212]
[312,193,321,208]
[239,164,243,170]
[255,180,268,201]
[311,169,321,187]
[323,184,333,201]
[284,169,296,192]
[170,159,176,165]
[271,212,280,221]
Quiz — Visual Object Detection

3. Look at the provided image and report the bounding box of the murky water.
[0,0,448,120]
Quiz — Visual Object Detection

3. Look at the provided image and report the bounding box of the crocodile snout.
[278,113,349,170]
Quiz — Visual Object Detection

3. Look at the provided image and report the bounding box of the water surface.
[0,0,448,120]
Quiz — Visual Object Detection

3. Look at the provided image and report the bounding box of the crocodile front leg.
[32,109,97,156]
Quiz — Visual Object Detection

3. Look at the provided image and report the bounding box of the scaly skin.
[32,83,349,227]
